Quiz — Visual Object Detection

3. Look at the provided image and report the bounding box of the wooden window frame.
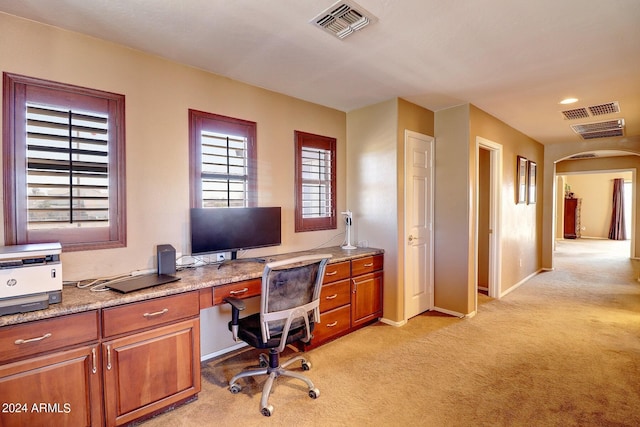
[188,109,257,208]
[3,73,126,252]
[295,131,337,232]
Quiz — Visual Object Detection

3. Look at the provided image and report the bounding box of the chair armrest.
[224,297,246,342]
[224,296,246,312]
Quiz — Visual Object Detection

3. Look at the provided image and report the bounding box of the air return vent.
[588,101,620,116]
[561,101,621,120]
[570,119,625,140]
[561,108,589,120]
[311,0,378,39]
[569,153,597,160]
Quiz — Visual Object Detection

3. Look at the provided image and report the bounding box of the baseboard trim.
[433,306,466,318]
[500,269,543,298]
[201,341,247,362]
[379,317,406,327]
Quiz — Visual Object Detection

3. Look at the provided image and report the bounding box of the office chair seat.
[234,312,314,349]
[225,254,331,417]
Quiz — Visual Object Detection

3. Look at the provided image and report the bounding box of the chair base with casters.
[227,343,320,417]
[224,254,331,417]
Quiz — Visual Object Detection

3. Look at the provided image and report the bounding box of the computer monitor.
[190,207,281,259]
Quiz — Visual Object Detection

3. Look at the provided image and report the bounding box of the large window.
[189,110,257,208]
[3,73,126,251]
[295,131,337,232]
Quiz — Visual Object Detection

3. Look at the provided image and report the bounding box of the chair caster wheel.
[309,387,320,399]
[229,383,242,394]
[261,405,274,417]
[259,354,268,368]
[302,361,311,371]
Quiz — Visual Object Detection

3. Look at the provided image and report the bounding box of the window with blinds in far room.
[3,73,126,251]
[295,131,337,232]
[189,110,257,208]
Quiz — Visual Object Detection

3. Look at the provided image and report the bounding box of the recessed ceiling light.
[560,98,579,105]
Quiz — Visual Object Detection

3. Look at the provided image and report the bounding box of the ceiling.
[1,0,639,146]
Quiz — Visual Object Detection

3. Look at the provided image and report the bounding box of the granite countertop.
[0,246,383,327]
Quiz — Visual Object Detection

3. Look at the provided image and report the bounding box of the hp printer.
[0,243,62,316]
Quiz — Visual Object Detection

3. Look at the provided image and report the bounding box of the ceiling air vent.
[588,101,620,116]
[569,153,597,160]
[570,119,625,140]
[561,101,621,120]
[561,108,589,120]
[311,0,378,39]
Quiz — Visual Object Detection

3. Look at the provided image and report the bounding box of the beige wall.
[555,156,640,256]
[0,13,349,357]
[544,146,640,267]
[434,104,544,315]
[346,98,433,324]
[560,171,632,239]
[434,105,473,314]
[0,13,347,281]
[470,105,544,297]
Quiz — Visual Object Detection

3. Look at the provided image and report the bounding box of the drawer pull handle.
[229,287,248,295]
[325,294,338,300]
[325,271,338,276]
[91,348,97,374]
[143,308,169,318]
[106,345,112,370]
[363,262,374,267]
[326,321,338,327]
[14,333,52,345]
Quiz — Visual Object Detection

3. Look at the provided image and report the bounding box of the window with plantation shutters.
[295,131,337,232]
[26,104,109,228]
[3,73,126,251]
[189,110,256,208]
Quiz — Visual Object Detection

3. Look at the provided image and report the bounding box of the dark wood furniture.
[0,247,383,426]
[564,198,579,239]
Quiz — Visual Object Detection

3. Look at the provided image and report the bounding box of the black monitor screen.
[190,207,281,256]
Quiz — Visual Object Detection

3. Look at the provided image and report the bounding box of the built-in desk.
[0,246,383,426]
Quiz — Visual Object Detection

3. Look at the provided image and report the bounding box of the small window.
[295,131,337,232]
[3,73,126,251]
[189,110,256,208]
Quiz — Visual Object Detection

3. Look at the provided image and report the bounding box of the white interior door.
[404,130,434,319]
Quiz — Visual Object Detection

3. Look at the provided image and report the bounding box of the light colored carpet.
[140,239,640,426]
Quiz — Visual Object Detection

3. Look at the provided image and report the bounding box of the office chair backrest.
[260,254,331,351]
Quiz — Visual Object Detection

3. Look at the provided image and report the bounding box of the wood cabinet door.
[0,345,102,427]
[102,318,201,426]
[351,271,383,327]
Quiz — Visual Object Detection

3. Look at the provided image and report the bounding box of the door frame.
[403,130,435,320]
[475,137,502,302]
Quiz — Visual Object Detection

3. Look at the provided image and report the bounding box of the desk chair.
[225,254,332,417]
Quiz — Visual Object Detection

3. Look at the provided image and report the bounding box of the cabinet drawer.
[0,311,99,363]
[319,279,351,312]
[213,278,261,305]
[312,305,351,344]
[322,261,350,284]
[351,254,383,276]
[102,291,199,338]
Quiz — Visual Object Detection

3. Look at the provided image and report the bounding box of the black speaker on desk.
[157,244,176,276]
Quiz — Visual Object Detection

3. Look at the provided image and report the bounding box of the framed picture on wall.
[517,156,527,204]
[528,161,537,204]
